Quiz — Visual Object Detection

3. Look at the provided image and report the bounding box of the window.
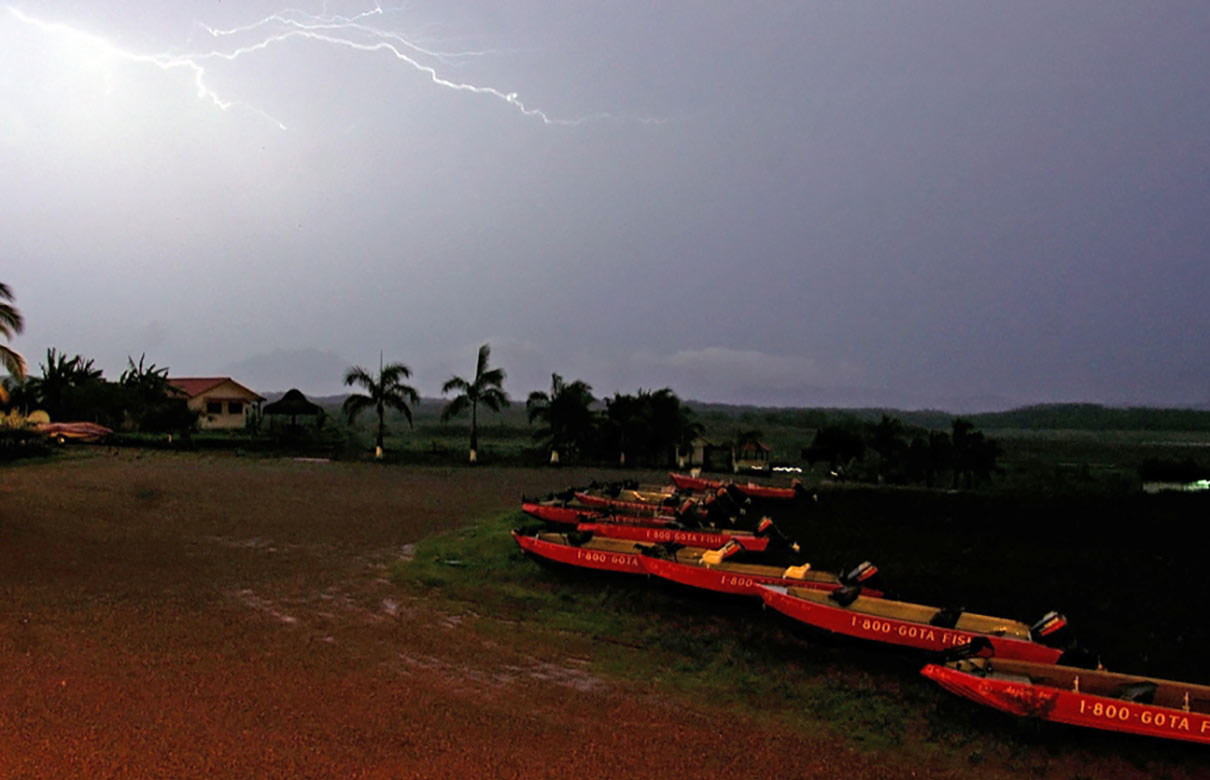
[228,401,244,415]
[206,401,222,415]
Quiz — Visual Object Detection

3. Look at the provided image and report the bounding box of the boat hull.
[922,663,1210,745]
[511,531,645,575]
[760,587,1061,662]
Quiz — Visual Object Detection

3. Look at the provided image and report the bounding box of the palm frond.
[384,392,416,427]
[0,345,27,382]
[474,344,491,380]
[441,394,469,422]
[478,387,509,412]
[341,393,374,422]
[479,367,506,389]
[380,363,413,385]
[0,304,21,338]
[344,366,374,389]
[442,375,470,395]
[526,391,550,423]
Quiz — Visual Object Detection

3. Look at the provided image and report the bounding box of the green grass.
[390,510,929,751]
[391,507,1210,775]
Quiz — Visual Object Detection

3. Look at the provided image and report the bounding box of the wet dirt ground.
[0,453,1194,778]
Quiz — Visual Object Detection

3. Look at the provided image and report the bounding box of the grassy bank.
[392,505,1210,777]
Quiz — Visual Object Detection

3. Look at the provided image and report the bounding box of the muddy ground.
[0,453,1198,778]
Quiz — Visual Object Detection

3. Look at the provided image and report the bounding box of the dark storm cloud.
[2,1,1207,406]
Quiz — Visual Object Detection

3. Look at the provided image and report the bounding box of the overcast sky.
[3,1,1208,410]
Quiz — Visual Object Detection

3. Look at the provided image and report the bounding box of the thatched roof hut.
[263,389,322,425]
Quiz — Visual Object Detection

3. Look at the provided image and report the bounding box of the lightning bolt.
[7,6,289,130]
[7,4,662,129]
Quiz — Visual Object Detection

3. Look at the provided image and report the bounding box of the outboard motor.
[828,584,862,607]
[1030,611,1072,648]
[721,484,753,511]
[842,561,880,587]
[701,489,740,527]
[673,498,704,529]
[753,517,803,563]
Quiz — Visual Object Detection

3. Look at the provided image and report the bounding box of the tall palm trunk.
[469,401,478,463]
[375,402,385,459]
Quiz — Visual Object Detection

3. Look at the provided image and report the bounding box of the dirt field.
[0,453,1197,778]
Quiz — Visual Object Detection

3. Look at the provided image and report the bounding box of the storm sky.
[3,1,1208,410]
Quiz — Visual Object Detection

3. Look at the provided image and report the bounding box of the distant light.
[772,466,803,473]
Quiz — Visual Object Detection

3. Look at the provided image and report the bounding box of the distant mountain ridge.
[256,390,1210,433]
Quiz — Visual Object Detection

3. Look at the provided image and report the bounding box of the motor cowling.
[828,585,862,607]
[1030,611,1072,648]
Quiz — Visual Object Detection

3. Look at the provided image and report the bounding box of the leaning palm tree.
[440,343,509,464]
[342,355,419,459]
[0,283,26,389]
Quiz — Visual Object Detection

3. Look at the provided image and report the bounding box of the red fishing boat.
[575,522,769,551]
[574,491,680,515]
[521,502,677,527]
[668,472,725,492]
[923,657,1210,746]
[759,585,1066,663]
[669,473,803,500]
[511,530,646,575]
[638,545,883,598]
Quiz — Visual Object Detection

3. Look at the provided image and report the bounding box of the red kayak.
[759,585,1065,663]
[639,551,882,598]
[576,522,769,552]
[521,502,676,527]
[511,530,645,575]
[923,658,1210,746]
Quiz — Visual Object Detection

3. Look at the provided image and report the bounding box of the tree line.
[803,414,1003,488]
[341,345,702,465]
[3,348,198,435]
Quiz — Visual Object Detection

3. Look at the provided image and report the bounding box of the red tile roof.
[169,377,265,401]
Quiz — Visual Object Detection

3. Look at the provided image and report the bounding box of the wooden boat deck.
[687,557,843,586]
[784,586,1032,639]
[980,659,1210,716]
[534,533,646,555]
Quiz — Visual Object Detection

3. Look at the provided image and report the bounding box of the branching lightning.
[7,4,660,129]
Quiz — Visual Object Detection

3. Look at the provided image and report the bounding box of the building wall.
[187,380,261,430]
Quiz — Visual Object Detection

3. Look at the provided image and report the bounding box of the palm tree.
[605,392,647,466]
[527,373,596,464]
[342,354,419,459]
[440,343,509,464]
[643,388,702,467]
[25,348,103,419]
[0,283,26,391]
